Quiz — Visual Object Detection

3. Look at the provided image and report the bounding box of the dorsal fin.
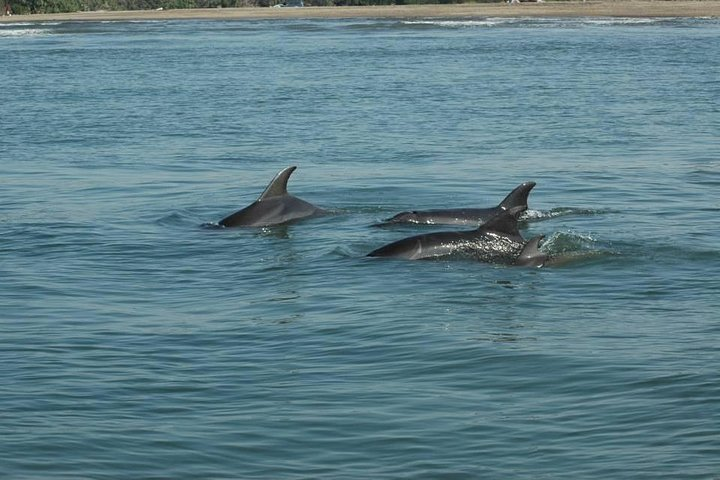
[498,181,536,212]
[258,166,297,201]
[516,235,548,267]
[478,206,524,236]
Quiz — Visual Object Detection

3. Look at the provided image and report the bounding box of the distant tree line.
[7,0,495,15]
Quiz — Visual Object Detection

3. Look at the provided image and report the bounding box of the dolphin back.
[376,180,536,227]
[218,165,324,227]
[515,235,548,267]
[258,165,297,201]
[498,181,536,213]
[477,206,524,239]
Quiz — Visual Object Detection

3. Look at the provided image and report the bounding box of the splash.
[521,207,611,222]
[543,231,598,254]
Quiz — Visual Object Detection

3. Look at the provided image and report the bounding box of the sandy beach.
[1,1,720,23]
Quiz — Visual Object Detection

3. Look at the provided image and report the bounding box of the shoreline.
[2,1,720,23]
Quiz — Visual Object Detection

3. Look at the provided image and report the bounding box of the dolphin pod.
[219,166,325,228]
[367,206,549,267]
[217,166,558,267]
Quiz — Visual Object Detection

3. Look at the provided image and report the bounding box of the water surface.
[1,16,719,479]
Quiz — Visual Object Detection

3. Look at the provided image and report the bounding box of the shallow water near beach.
[2,16,719,479]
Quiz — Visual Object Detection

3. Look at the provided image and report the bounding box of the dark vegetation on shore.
[6,0,504,15]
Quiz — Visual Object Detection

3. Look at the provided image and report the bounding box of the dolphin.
[218,166,324,228]
[376,181,536,227]
[515,235,549,267]
[367,206,547,267]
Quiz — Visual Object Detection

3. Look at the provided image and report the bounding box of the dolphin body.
[367,206,549,267]
[219,166,324,228]
[376,181,536,227]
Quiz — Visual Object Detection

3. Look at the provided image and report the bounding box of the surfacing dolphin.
[367,206,548,267]
[376,181,536,227]
[219,166,325,228]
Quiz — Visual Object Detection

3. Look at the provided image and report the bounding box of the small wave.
[639,242,720,265]
[400,16,694,30]
[539,231,617,267]
[200,222,223,230]
[330,245,367,260]
[542,230,599,254]
[0,28,49,38]
[583,17,659,26]
[156,212,193,226]
[285,22,333,33]
[402,19,509,28]
[157,210,221,229]
[564,16,710,28]
[687,165,720,187]
[0,22,39,27]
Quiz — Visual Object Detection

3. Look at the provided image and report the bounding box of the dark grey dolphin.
[219,166,324,228]
[515,235,549,267]
[376,181,536,227]
[367,206,547,267]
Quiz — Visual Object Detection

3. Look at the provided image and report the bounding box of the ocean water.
[1,15,719,479]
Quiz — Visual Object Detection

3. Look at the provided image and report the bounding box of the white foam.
[402,16,674,29]
[0,28,49,38]
[0,21,58,26]
[403,19,514,28]
[582,17,661,26]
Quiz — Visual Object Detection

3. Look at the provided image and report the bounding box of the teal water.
[1,16,719,479]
